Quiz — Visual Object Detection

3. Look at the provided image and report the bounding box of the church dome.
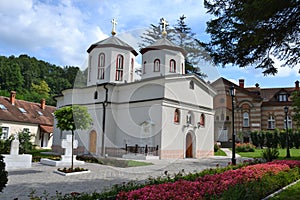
[87,36,138,56]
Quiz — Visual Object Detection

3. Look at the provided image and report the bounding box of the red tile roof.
[0,96,56,126]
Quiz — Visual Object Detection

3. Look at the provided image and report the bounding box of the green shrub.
[261,148,279,162]
[279,130,286,149]
[214,143,220,152]
[0,154,8,192]
[236,143,255,152]
[250,131,259,147]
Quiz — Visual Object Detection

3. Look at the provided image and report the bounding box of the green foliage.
[0,55,87,105]
[236,143,256,152]
[17,130,34,154]
[0,154,8,193]
[221,168,300,200]
[262,148,279,162]
[250,131,259,147]
[292,91,300,128]
[54,105,92,132]
[214,143,220,152]
[204,0,299,75]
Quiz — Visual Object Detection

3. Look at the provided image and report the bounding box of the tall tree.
[174,15,208,77]
[292,91,300,128]
[54,105,92,170]
[204,0,299,75]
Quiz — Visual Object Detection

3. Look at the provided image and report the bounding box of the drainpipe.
[101,84,108,157]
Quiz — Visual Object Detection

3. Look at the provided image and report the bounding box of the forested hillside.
[0,55,87,105]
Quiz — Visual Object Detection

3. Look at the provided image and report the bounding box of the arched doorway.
[89,130,97,154]
[186,133,193,158]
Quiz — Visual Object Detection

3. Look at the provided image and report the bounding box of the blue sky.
[0,0,298,88]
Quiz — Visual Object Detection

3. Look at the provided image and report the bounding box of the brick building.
[211,78,299,143]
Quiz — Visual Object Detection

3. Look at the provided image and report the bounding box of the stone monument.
[41,134,84,166]
[3,137,32,170]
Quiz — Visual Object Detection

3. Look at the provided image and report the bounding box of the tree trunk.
[71,130,74,170]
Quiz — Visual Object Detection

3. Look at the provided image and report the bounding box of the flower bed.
[117,160,300,200]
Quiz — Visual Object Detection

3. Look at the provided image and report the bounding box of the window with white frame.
[284,116,292,129]
[115,54,124,81]
[154,59,160,72]
[98,53,105,79]
[189,80,194,90]
[243,112,249,127]
[174,109,180,123]
[186,111,194,125]
[278,94,288,102]
[170,59,176,73]
[1,127,9,139]
[268,115,276,129]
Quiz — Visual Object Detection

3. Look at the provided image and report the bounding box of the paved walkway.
[0,150,243,200]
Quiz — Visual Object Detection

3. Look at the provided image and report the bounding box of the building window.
[130,58,134,82]
[115,54,124,81]
[170,59,176,73]
[284,116,292,129]
[278,94,288,102]
[98,53,105,79]
[182,63,184,74]
[268,115,276,129]
[154,59,160,72]
[0,104,7,110]
[94,91,98,99]
[88,55,92,82]
[143,61,147,74]
[18,107,27,113]
[186,111,194,125]
[243,112,249,127]
[221,113,225,121]
[1,127,9,139]
[216,116,219,121]
[189,80,194,90]
[200,114,205,127]
[174,109,180,123]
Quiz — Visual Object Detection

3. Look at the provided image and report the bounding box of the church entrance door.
[186,133,193,158]
[89,130,97,154]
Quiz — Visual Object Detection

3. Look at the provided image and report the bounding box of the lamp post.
[284,106,291,158]
[229,85,236,165]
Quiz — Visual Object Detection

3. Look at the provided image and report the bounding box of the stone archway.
[186,133,193,158]
[89,130,97,154]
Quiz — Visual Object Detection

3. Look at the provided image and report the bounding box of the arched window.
[94,91,98,99]
[268,115,276,129]
[174,109,180,123]
[243,112,249,127]
[115,54,124,81]
[154,59,160,72]
[200,114,205,127]
[98,53,105,79]
[189,80,194,90]
[88,55,92,82]
[170,59,176,73]
[284,115,292,129]
[143,61,147,74]
[130,58,134,82]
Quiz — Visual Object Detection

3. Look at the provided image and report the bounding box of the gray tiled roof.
[140,37,187,55]
[87,36,138,56]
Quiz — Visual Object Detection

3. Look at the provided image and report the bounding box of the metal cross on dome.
[111,18,117,36]
[161,18,168,37]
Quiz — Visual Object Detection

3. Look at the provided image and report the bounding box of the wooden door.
[89,130,97,154]
[186,133,193,158]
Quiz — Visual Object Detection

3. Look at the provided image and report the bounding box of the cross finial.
[161,18,168,37]
[111,18,117,36]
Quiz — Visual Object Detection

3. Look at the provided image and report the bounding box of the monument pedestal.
[3,154,32,170]
[3,137,32,170]
[41,156,85,167]
[40,134,85,167]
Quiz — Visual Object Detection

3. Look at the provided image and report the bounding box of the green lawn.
[214,149,227,156]
[270,181,300,200]
[237,148,300,160]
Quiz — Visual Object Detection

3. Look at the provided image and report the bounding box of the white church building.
[52,19,216,159]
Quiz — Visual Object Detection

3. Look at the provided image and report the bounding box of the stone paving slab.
[0,156,246,200]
